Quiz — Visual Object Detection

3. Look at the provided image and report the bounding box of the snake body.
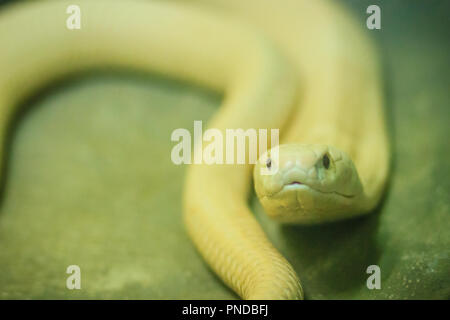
[0,0,389,299]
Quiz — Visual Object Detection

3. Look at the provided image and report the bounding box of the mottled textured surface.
[0,0,449,299]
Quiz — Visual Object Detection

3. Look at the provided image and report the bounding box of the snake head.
[253,144,364,224]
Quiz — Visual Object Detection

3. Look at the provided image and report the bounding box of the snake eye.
[266,158,272,169]
[323,154,330,169]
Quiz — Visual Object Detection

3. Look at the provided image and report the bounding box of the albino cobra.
[0,0,389,299]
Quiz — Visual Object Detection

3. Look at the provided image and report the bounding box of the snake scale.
[0,0,389,299]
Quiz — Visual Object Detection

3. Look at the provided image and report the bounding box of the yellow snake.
[0,0,389,299]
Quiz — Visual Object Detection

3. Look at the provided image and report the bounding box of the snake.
[0,0,389,299]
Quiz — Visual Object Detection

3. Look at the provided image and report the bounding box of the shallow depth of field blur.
[0,0,448,299]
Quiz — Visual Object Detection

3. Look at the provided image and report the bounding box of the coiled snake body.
[0,0,389,299]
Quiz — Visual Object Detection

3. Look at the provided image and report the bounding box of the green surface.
[0,1,449,299]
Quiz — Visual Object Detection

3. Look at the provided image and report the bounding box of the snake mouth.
[274,181,356,199]
[281,181,311,192]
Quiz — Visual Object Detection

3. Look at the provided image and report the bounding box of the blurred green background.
[0,0,448,299]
